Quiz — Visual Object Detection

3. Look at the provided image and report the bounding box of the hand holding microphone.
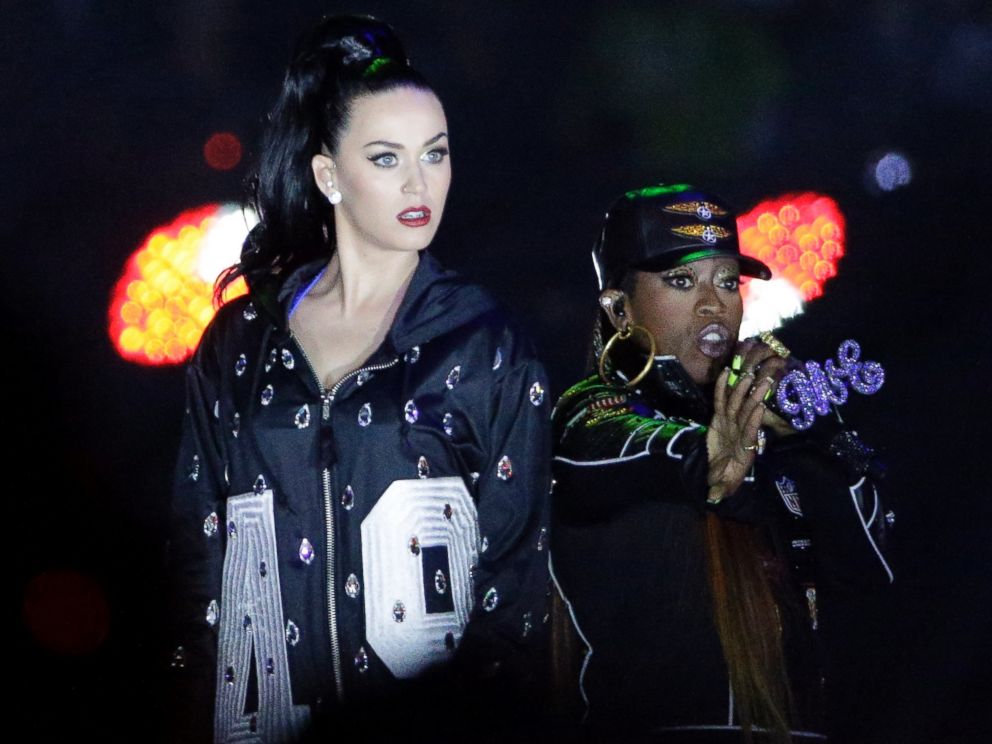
[728,333,798,438]
[728,333,887,478]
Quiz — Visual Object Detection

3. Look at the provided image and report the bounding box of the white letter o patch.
[361,477,480,678]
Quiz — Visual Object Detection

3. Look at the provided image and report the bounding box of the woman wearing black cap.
[167,15,551,742]
[550,184,892,741]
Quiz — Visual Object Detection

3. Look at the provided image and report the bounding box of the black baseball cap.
[592,183,772,289]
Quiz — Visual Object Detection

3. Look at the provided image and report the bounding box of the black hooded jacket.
[168,252,551,741]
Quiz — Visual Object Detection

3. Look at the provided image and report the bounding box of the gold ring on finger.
[759,331,791,359]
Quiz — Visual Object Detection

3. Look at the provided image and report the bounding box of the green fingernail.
[764,388,773,401]
[727,370,739,387]
[731,354,743,372]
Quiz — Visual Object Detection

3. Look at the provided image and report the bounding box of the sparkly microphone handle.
[775,340,886,431]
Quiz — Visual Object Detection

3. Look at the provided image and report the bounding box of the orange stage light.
[108,204,251,366]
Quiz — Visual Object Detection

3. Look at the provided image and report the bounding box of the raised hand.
[705,368,773,504]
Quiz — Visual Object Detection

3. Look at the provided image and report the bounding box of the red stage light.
[22,570,110,655]
[738,193,846,303]
[204,132,243,171]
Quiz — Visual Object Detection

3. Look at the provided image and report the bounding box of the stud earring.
[325,181,342,205]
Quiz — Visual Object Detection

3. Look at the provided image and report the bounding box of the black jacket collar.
[253,251,499,356]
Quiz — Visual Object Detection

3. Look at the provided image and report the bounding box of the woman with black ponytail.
[168,15,550,742]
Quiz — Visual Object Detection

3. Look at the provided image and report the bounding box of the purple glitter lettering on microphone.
[776,340,885,430]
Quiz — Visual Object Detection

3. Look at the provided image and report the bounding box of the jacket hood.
[251,251,500,355]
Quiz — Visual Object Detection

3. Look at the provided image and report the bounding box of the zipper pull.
[322,394,331,421]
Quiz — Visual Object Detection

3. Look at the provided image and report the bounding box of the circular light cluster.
[108,204,252,365]
[738,192,845,303]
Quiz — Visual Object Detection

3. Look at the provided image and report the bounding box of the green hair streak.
[363,56,395,78]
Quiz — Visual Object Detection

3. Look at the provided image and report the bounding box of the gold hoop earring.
[598,324,657,388]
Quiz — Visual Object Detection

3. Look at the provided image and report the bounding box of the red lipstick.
[397,206,431,227]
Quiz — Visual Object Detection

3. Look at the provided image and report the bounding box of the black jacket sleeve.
[455,339,552,688]
[552,381,764,524]
[765,431,893,590]
[165,330,229,740]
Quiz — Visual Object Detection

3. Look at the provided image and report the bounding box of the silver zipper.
[327,356,401,400]
[321,467,342,699]
[289,334,345,700]
[291,331,400,701]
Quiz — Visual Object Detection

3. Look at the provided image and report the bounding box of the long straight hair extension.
[703,513,793,743]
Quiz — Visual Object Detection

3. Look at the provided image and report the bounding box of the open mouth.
[397,206,431,227]
[696,323,732,359]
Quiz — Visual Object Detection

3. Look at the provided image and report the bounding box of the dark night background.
[4,1,990,741]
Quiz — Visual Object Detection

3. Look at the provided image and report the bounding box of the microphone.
[766,339,887,480]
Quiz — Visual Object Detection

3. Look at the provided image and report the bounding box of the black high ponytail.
[216,15,435,302]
